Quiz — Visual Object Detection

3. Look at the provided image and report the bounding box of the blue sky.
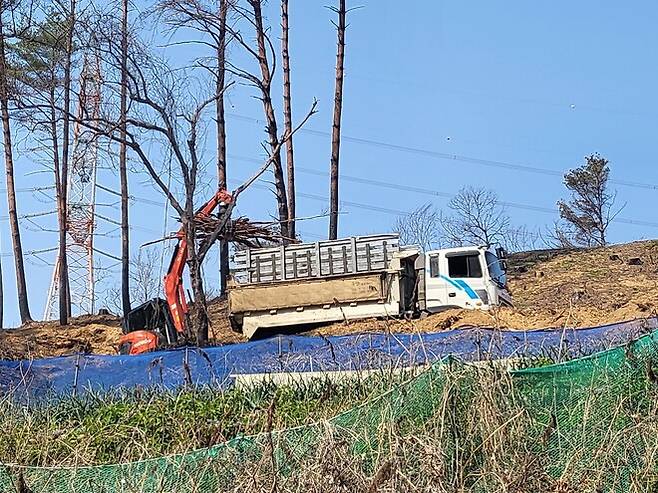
[2,0,658,327]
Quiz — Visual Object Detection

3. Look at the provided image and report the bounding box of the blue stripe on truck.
[454,279,480,300]
[439,275,480,300]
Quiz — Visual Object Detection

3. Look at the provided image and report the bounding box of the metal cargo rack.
[232,234,400,284]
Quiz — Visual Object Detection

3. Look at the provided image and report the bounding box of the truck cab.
[418,246,512,312]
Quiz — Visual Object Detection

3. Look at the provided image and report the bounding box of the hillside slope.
[311,240,658,336]
[508,241,658,325]
[2,241,657,359]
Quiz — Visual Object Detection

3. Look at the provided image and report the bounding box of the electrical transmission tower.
[44,55,102,320]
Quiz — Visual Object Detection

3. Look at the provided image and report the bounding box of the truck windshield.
[447,254,482,278]
[485,251,506,287]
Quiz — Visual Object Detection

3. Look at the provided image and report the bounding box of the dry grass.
[509,240,658,325]
[2,349,658,492]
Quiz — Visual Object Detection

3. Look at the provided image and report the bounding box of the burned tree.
[0,0,33,323]
[57,0,76,325]
[229,0,290,240]
[215,0,229,296]
[111,54,228,343]
[394,203,441,252]
[119,0,130,315]
[557,154,620,247]
[155,0,233,296]
[328,0,347,240]
[160,0,313,246]
[441,186,512,248]
[281,0,295,240]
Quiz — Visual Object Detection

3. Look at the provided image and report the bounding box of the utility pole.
[119,0,131,314]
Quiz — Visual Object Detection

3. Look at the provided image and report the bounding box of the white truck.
[228,233,512,339]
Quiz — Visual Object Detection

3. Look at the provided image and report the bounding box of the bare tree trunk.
[183,111,207,342]
[250,0,289,240]
[216,0,229,297]
[329,0,346,240]
[58,0,76,325]
[183,195,209,343]
[49,86,64,314]
[0,11,32,323]
[189,240,209,344]
[0,244,3,329]
[119,0,131,315]
[0,224,3,328]
[281,0,295,240]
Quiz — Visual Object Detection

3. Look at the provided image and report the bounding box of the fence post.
[183,348,193,387]
[72,353,81,397]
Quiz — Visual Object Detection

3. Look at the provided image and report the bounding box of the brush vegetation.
[0,371,407,466]
[2,346,658,492]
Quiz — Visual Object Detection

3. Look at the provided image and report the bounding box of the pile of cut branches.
[194,215,287,248]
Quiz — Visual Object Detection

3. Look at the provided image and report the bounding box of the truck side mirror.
[495,247,508,272]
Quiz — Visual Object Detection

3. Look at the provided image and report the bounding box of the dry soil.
[2,241,657,359]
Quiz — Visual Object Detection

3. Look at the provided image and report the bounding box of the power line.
[228,154,658,229]
[0,246,57,259]
[0,210,56,222]
[1,186,56,194]
[96,183,166,207]
[227,112,658,191]
[95,213,162,236]
[241,181,541,240]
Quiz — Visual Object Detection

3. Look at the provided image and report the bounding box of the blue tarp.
[1,317,656,400]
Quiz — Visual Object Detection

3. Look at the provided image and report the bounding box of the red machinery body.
[118,330,158,356]
[118,189,233,355]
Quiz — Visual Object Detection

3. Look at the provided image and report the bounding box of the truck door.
[443,251,487,308]
[423,252,449,311]
[484,250,513,306]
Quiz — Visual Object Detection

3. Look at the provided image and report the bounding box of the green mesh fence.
[2,331,658,492]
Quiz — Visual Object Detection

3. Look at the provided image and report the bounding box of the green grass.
[0,371,409,466]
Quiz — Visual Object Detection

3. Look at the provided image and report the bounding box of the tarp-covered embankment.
[0,317,655,400]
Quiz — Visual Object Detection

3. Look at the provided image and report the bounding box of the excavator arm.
[164,189,233,335]
[119,189,233,355]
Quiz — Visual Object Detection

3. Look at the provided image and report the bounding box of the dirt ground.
[0,314,122,360]
[2,240,658,359]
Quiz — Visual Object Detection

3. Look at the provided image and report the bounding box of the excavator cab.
[119,298,178,355]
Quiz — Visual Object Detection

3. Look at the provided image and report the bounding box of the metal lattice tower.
[44,55,102,320]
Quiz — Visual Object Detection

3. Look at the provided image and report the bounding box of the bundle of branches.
[194,215,288,248]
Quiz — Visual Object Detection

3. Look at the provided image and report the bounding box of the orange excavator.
[118,189,233,355]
